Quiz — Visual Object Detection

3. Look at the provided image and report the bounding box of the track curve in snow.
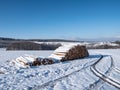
[90,55,120,89]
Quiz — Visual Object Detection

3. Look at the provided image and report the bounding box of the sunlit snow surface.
[0,49,120,90]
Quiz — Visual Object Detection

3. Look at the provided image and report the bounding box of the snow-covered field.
[0,49,120,90]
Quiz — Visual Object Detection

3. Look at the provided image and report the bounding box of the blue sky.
[0,0,120,39]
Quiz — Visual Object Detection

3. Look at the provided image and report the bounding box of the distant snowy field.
[0,49,120,90]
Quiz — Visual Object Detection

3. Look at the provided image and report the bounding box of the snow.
[34,41,84,46]
[54,82,66,90]
[95,56,112,74]
[53,44,77,53]
[0,49,120,90]
[99,83,119,90]
[93,42,119,47]
[34,41,119,47]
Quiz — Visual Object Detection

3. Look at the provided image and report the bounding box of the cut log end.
[61,45,89,61]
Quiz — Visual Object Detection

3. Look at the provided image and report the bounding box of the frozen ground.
[0,49,120,90]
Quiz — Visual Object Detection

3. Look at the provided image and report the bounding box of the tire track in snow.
[31,55,102,90]
[87,55,104,90]
[90,55,120,89]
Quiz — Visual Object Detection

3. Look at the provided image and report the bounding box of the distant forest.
[0,37,80,49]
[7,42,61,50]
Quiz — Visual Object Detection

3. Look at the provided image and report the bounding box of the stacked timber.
[11,56,54,68]
[61,45,89,61]
[49,44,89,61]
[11,44,89,68]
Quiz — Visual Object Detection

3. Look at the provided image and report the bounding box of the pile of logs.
[49,45,89,61]
[11,45,89,68]
[11,56,55,68]
[26,58,54,66]
[61,45,89,61]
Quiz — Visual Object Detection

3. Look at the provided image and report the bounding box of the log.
[61,45,89,61]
